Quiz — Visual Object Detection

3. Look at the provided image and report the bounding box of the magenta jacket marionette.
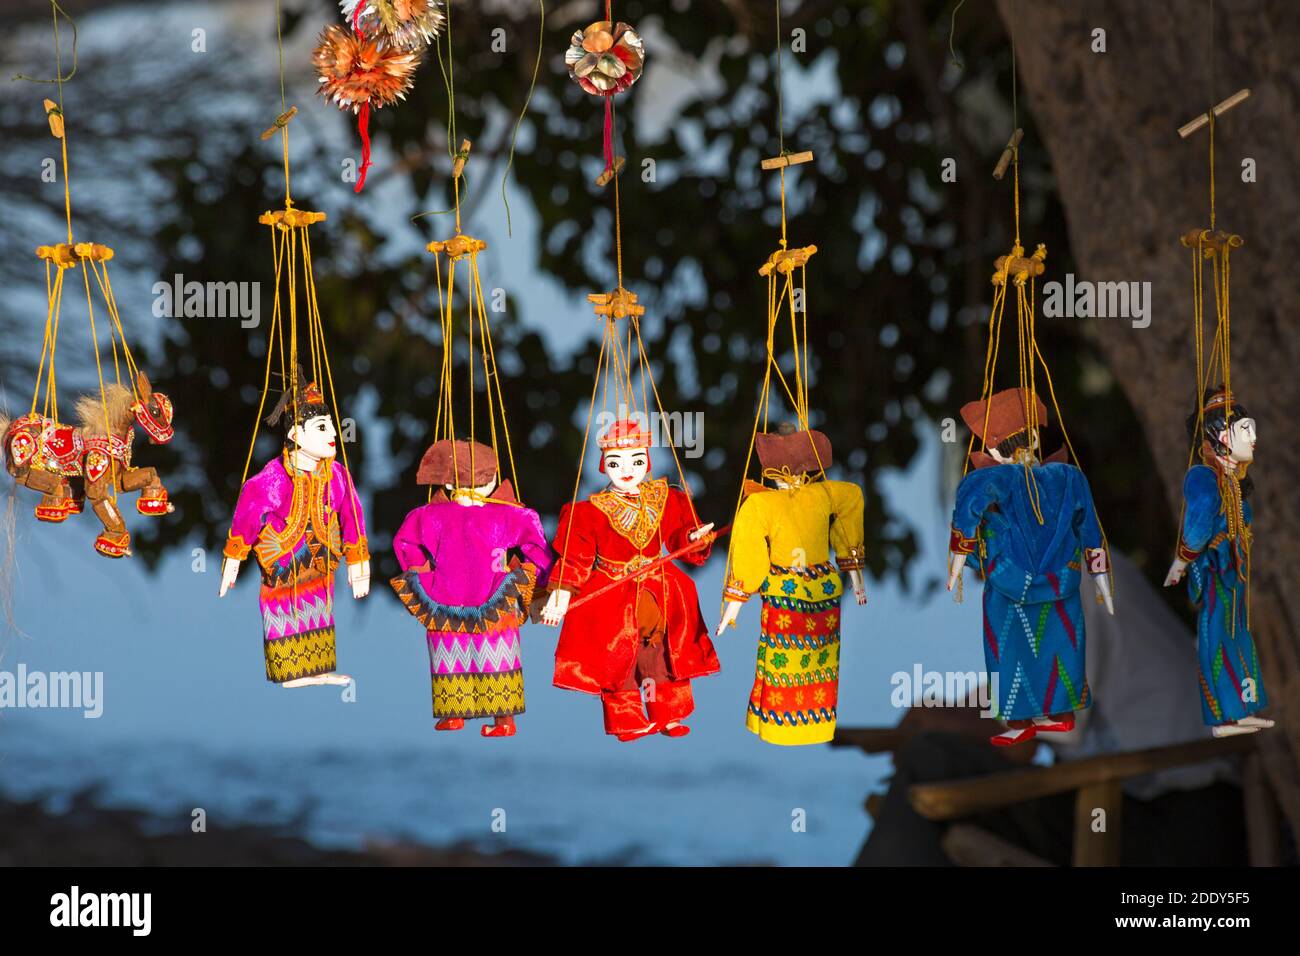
[389,439,553,737]
[222,378,369,684]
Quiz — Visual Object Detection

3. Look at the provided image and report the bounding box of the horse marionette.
[1,371,175,557]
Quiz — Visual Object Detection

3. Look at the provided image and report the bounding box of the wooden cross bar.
[36,242,115,267]
[1178,88,1250,139]
[588,288,645,320]
[992,128,1023,180]
[427,234,487,259]
[991,242,1047,287]
[452,138,472,179]
[1179,228,1245,254]
[260,107,298,141]
[258,208,326,229]
[761,150,814,171]
[758,244,818,277]
[596,156,626,187]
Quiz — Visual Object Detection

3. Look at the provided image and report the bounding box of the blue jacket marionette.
[946,388,1114,748]
[1164,388,1273,738]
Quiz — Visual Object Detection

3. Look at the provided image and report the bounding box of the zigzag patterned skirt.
[391,564,534,720]
[260,546,337,684]
[747,563,844,746]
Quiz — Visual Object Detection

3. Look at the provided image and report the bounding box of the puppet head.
[1191,386,1256,467]
[266,367,336,462]
[961,388,1048,466]
[756,423,832,484]
[131,371,175,445]
[598,418,651,493]
[416,438,515,504]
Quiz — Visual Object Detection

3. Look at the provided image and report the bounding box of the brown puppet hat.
[755,424,833,477]
[961,387,1068,469]
[417,439,516,502]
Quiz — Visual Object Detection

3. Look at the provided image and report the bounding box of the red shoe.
[35,498,77,523]
[435,717,465,731]
[94,531,131,558]
[137,490,171,516]
[658,722,690,738]
[990,725,1037,747]
[481,717,517,738]
[615,725,658,742]
[1034,714,1076,733]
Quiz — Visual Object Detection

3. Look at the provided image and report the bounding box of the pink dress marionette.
[390,440,553,737]
[219,375,370,687]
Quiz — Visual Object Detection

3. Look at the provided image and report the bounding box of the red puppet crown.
[597,418,652,473]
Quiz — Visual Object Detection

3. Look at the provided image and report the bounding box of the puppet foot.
[1237,716,1275,729]
[658,721,690,738]
[615,725,658,742]
[1031,714,1075,733]
[137,489,173,516]
[990,725,1037,747]
[481,717,517,738]
[35,496,78,523]
[1212,721,1261,737]
[93,531,131,558]
[282,673,352,688]
[435,717,466,731]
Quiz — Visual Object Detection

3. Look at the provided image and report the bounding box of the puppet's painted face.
[1221,417,1257,463]
[603,446,649,493]
[289,414,338,461]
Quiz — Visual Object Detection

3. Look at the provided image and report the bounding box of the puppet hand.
[541,589,571,627]
[849,569,867,606]
[1163,558,1187,588]
[219,557,241,597]
[689,522,715,542]
[947,552,967,599]
[715,599,742,636]
[1093,572,1115,616]
[349,560,371,599]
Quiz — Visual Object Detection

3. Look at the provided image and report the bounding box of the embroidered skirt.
[392,561,536,720]
[982,584,1089,720]
[747,562,843,746]
[260,545,337,683]
[1190,561,1268,725]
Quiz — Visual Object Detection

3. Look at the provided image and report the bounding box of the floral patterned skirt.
[746,562,843,746]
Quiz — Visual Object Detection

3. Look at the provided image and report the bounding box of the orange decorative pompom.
[340,0,444,52]
[313,23,420,112]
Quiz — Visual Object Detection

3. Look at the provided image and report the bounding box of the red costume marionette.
[540,419,719,741]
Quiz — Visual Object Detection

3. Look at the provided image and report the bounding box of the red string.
[355,101,372,193]
[602,97,614,173]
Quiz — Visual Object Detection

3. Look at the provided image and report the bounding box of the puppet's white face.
[290,414,338,461]
[447,478,497,506]
[1221,417,1257,464]
[603,447,649,493]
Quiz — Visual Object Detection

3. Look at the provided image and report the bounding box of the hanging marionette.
[391,441,552,737]
[220,370,370,686]
[1161,86,1272,737]
[540,5,719,741]
[314,1,445,192]
[714,5,866,746]
[541,418,719,741]
[718,427,865,746]
[946,127,1114,747]
[2,18,176,560]
[221,14,370,686]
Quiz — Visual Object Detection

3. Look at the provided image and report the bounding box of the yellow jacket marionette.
[717,426,867,745]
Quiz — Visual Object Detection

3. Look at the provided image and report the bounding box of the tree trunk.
[997,0,1300,835]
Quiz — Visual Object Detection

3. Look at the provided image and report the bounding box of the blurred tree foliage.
[1,0,1172,587]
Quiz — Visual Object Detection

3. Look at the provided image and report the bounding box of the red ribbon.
[602,97,614,174]
[351,3,370,193]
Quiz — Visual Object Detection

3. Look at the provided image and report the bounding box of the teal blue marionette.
[1164,387,1273,738]
[947,387,1114,748]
